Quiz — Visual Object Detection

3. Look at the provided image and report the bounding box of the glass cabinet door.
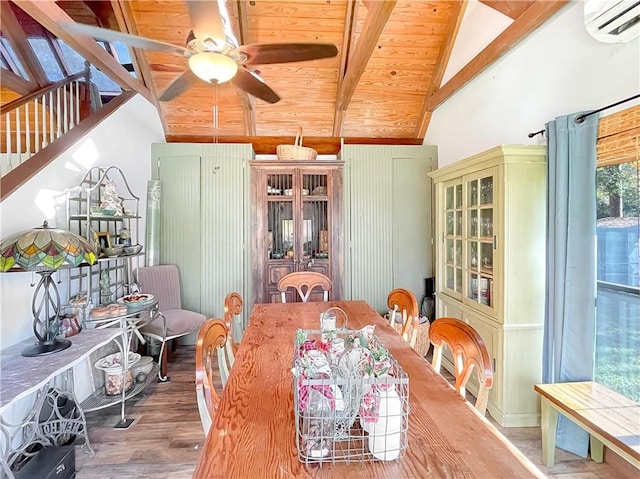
[267,172,295,263]
[301,173,329,262]
[465,172,494,309]
[444,181,463,297]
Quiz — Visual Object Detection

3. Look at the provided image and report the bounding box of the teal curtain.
[543,112,599,457]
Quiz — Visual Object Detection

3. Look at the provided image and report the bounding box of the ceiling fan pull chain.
[213,84,218,144]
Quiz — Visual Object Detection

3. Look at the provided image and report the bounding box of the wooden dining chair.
[387,288,419,341]
[223,292,243,362]
[277,271,332,303]
[195,319,232,435]
[429,317,494,415]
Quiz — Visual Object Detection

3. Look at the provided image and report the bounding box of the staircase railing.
[1,63,92,177]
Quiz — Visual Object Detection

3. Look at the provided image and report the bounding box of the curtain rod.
[527,93,640,138]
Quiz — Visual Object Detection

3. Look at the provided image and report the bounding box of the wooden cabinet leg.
[590,435,604,463]
[540,398,558,467]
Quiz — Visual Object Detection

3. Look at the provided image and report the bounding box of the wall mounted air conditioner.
[585,0,640,43]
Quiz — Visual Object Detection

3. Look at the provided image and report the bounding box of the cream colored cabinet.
[430,145,546,427]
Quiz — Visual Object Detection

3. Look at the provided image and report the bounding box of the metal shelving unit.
[65,166,142,306]
[81,363,159,412]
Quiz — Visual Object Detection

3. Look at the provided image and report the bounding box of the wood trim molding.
[427,0,568,111]
[164,135,423,155]
[12,0,153,104]
[1,91,136,202]
[0,1,49,88]
[415,0,468,137]
[335,0,396,112]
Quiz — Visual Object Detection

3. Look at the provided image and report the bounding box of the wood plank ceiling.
[5,0,568,151]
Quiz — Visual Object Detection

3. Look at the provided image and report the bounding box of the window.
[58,41,121,93]
[27,38,64,81]
[1,37,28,79]
[595,125,639,402]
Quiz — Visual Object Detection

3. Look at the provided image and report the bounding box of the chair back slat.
[277,271,332,303]
[429,317,494,415]
[195,319,230,435]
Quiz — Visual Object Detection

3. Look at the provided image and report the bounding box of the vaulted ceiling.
[4,1,568,152]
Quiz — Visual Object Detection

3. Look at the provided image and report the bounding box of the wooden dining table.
[194,300,545,478]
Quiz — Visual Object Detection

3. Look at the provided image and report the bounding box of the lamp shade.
[188,52,238,84]
[0,221,96,272]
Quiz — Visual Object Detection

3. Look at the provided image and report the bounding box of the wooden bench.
[534,381,640,469]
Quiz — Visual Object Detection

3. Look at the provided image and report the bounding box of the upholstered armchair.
[136,265,206,381]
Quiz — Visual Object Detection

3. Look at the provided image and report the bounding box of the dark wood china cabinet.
[250,161,343,304]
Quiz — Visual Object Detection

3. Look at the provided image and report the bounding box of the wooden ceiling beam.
[231,0,256,136]
[12,0,153,103]
[110,0,162,115]
[1,1,49,88]
[335,0,396,112]
[333,0,358,136]
[427,0,568,111]
[0,67,36,95]
[478,1,535,20]
[164,135,423,155]
[415,0,468,138]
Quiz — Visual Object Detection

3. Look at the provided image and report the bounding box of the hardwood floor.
[75,345,635,478]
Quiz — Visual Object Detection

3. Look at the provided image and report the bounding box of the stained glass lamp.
[0,221,97,357]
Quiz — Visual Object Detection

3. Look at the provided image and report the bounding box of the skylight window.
[27,38,63,81]
[58,40,121,93]
[1,37,29,80]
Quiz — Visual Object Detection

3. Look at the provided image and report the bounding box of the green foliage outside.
[594,289,640,403]
[595,161,639,404]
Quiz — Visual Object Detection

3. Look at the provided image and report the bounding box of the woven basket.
[276,127,317,161]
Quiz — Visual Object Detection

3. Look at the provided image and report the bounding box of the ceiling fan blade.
[231,68,280,104]
[159,70,199,102]
[60,23,189,57]
[241,43,339,65]
[187,0,225,42]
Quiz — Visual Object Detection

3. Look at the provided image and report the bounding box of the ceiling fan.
[61,0,339,104]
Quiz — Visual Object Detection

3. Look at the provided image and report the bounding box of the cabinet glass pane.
[446,266,455,290]
[303,199,328,259]
[446,186,454,210]
[480,209,493,238]
[468,179,478,207]
[267,173,292,196]
[455,211,462,235]
[469,242,478,269]
[468,272,478,301]
[303,173,328,197]
[480,242,493,271]
[267,201,294,260]
[455,184,462,208]
[455,240,462,265]
[480,176,493,204]
[446,212,454,236]
[479,276,493,307]
[455,267,462,293]
[446,239,454,264]
[469,209,478,237]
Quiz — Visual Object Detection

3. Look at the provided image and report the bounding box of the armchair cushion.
[141,309,206,338]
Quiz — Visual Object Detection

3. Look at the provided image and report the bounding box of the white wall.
[426,1,640,166]
[0,94,164,349]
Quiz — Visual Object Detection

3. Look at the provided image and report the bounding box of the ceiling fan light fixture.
[189,52,238,84]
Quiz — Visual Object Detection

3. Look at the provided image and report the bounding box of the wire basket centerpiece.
[292,311,409,466]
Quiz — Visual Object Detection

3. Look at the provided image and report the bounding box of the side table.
[0,328,124,478]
